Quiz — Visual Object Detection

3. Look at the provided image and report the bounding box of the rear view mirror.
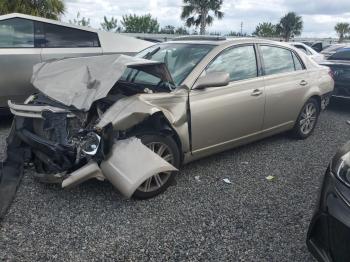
[193,71,230,90]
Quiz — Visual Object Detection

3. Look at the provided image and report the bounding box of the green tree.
[335,22,350,42]
[0,0,65,20]
[160,25,175,34]
[276,12,303,41]
[253,22,277,37]
[226,31,239,36]
[181,0,224,35]
[175,26,189,35]
[69,12,90,27]
[121,14,159,33]
[101,16,120,32]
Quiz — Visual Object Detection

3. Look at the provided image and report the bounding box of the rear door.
[35,21,102,61]
[0,18,41,107]
[259,45,311,130]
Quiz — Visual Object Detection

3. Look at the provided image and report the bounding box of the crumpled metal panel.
[100,137,178,198]
[31,54,174,111]
[96,88,190,153]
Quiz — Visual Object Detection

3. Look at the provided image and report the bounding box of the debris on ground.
[265,175,275,181]
[223,178,232,184]
[194,176,201,182]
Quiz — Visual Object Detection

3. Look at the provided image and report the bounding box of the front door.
[189,45,266,155]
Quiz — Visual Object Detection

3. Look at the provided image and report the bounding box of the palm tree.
[0,0,65,20]
[335,22,350,42]
[181,0,224,35]
[253,22,277,37]
[276,12,303,41]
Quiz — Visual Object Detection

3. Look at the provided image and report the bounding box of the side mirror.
[193,71,230,90]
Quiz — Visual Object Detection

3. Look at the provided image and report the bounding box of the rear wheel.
[292,98,320,139]
[133,134,180,199]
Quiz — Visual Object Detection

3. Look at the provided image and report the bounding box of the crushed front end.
[0,54,182,219]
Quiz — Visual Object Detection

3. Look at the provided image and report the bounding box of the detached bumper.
[307,167,350,262]
[8,100,75,119]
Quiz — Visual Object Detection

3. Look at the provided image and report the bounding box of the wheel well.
[127,112,184,163]
[309,95,321,110]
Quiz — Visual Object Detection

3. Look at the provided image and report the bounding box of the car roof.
[0,13,98,33]
[166,37,286,47]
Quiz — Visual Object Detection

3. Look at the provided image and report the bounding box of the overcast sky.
[62,0,350,37]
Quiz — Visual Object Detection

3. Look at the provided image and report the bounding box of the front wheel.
[133,134,180,199]
[292,98,320,139]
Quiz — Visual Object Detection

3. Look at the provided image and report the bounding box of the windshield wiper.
[144,47,160,60]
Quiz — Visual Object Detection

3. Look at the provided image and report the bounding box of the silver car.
[5,37,334,200]
[0,13,152,112]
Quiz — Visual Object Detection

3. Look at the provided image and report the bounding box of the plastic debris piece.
[223,178,232,184]
[266,175,275,181]
[195,176,201,182]
[241,161,249,165]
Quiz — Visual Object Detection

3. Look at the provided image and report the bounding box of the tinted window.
[292,52,303,70]
[261,46,295,75]
[328,50,350,61]
[206,45,257,81]
[35,22,100,48]
[0,18,34,48]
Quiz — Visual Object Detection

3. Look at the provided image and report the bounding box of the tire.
[133,134,180,199]
[292,98,320,139]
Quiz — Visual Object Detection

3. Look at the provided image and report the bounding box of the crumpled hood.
[31,54,174,111]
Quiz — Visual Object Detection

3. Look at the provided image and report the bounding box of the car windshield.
[131,43,214,87]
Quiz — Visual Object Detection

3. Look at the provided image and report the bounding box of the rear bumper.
[307,167,350,262]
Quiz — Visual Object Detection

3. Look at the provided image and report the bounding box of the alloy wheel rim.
[299,103,317,135]
[137,142,174,193]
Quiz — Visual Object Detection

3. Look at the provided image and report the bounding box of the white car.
[0,13,153,112]
[289,42,325,63]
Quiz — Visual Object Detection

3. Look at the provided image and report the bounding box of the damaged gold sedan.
[0,38,334,217]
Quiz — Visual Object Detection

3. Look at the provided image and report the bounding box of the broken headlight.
[332,146,350,187]
[81,132,101,156]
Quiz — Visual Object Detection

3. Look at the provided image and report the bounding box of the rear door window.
[260,46,297,75]
[0,18,34,48]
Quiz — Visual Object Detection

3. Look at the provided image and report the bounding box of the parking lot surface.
[1,101,350,261]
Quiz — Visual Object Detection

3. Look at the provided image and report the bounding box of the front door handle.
[251,89,263,96]
[300,80,308,86]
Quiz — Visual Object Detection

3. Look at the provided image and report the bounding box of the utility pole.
[240,21,243,36]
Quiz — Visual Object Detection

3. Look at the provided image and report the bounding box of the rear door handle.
[300,80,308,86]
[251,89,263,96]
